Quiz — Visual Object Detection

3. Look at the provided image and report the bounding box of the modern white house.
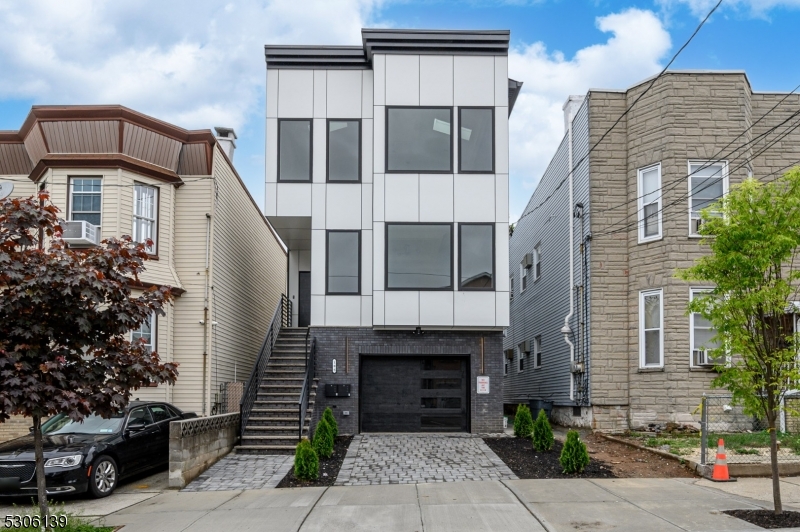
[261,29,521,434]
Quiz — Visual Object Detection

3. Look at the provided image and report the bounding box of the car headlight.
[44,455,83,468]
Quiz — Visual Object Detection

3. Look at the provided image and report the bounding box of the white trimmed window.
[69,177,102,227]
[133,184,158,254]
[518,342,529,372]
[533,244,541,281]
[689,161,728,236]
[132,313,156,354]
[690,288,722,367]
[533,335,542,368]
[637,163,662,242]
[509,276,514,302]
[520,263,529,291]
[639,289,663,368]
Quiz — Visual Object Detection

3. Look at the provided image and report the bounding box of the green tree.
[294,439,319,481]
[313,417,334,459]
[322,407,338,439]
[678,169,800,514]
[532,409,554,451]
[513,404,533,438]
[560,430,590,474]
[0,193,178,523]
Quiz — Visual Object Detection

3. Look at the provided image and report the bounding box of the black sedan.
[0,401,196,498]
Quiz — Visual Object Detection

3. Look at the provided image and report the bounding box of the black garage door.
[360,356,469,432]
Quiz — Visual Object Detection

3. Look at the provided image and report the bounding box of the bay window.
[69,177,102,227]
[133,184,158,254]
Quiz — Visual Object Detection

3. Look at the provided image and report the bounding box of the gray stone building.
[504,71,800,432]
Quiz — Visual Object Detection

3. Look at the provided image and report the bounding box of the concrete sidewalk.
[86,478,800,532]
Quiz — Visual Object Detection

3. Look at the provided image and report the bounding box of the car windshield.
[41,412,125,435]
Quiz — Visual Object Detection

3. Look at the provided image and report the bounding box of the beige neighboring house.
[0,105,287,442]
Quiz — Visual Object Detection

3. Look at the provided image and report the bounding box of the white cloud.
[658,0,800,18]
[507,8,671,221]
[0,0,381,130]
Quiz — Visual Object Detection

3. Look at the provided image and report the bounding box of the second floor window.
[689,161,727,236]
[279,119,312,181]
[518,343,528,372]
[458,224,494,290]
[533,244,541,281]
[133,184,158,254]
[510,276,514,302]
[533,335,542,368]
[328,120,361,182]
[386,223,452,290]
[386,107,452,173]
[638,163,662,242]
[132,313,156,354]
[459,107,494,173]
[327,230,360,294]
[69,177,102,227]
[521,263,529,291]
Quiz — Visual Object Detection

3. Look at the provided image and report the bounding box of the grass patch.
[4,503,113,532]
[642,436,700,456]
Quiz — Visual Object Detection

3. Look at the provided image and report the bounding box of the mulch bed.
[484,437,616,479]
[724,509,800,529]
[276,435,353,488]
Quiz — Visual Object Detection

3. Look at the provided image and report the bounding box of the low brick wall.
[169,412,240,488]
[0,416,33,443]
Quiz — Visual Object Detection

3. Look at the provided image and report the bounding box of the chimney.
[562,95,586,133]
[214,127,237,162]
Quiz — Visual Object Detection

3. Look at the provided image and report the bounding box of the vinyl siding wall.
[504,100,590,409]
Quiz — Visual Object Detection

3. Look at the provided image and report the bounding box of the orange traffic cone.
[711,438,736,482]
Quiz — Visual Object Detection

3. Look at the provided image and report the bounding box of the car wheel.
[89,456,118,498]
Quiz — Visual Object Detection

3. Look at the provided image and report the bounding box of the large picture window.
[278,119,312,181]
[458,223,494,290]
[327,230,360,294]
[639,289,663,368]
[386,223,453,290]
[69,177,102,227]
[133,184,158,254]
[637,163,661,242]
[458,107,494,173]
[327,119,361,182]
[689,161,728,236]
[386,107,452,173]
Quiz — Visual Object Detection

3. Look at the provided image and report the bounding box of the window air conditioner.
[519,340,531,353]
[521,253,533,268]
[690,217,703,235]
[61,220,100,247]
[693,349,721,367]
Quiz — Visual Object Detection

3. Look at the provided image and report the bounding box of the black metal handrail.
[240,295,285,437]
[281,294,292,328]
[298,330,316,440]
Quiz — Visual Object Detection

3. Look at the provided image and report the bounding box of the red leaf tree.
[0,192,178,519]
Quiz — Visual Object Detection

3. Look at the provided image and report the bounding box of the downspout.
[562,114,576,402]
[202,212,211,416]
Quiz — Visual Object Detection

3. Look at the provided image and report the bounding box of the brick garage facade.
[309,327,504,435]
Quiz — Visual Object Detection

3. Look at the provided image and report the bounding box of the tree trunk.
[769,420,783,514]
[32,415,49,527]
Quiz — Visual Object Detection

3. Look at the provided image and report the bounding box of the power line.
[515,0,723,225]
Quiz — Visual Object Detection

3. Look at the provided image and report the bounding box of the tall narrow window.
[533,244,541,281]
[278,119,312,181]
[518,342,529,372]
[533,335,542,368]
[386,107,452,173]
[132,313,156,354]
[327,231,361,294]
[521,263,529,291]
[69,178,102,227]
[637,164,662,242]
[510,276,514,302]
[690,288,722,366]
[689,161,728,236]
[133,184,158,254]
[458,223,494,290]
[386,224,453,290]
[639,289,663,368]
[458,107,494,173]
[327,120,361,182]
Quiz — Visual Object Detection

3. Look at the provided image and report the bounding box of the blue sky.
[1,0,799,221]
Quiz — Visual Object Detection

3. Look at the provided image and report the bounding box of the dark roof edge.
[508,79,523,117]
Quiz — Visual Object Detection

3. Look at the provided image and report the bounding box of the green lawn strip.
[5,504,113,532]
[628,430,800,456]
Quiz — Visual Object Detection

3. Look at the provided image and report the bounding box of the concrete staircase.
[235,327,317,455]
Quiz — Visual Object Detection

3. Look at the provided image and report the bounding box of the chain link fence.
[700,394,800,465]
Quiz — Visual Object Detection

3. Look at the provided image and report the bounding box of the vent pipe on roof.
[562,95,585,133]
[214,127,237,162]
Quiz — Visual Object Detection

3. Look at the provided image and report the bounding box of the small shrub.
[313,418,334,459]
[322,406,339,439]
[513,404,534,438]
[560,429,590,474]
[532,408,554,451]
[294,438,319,480]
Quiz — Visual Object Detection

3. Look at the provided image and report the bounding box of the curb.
[596,432,711,478]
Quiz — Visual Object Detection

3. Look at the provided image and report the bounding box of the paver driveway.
[182,454,292,491]
[335,434,518,486]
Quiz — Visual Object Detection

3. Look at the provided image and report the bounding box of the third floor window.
[328,120,361,182]
[69,177,102,227]
[386,107,452,173]
[278,119,312,181]
[458,107,494,173]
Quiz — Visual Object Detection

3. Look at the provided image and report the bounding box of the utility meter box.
[325,384,351,398]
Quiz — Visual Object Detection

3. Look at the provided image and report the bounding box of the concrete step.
[250,408,313,414]
[235,445,297,455]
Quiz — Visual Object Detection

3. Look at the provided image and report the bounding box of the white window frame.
[689,287,723,368]
[639,289,664,368]
[509,275,514,302]
[68,177,103,229]
[688,160,729,238]
[533,244,541,281]
[133,183,158,254]
[533,335,542,368]
[520,263,529,292]
[131,313,156,354]
[637,163,662,243]
[518,344,527,372]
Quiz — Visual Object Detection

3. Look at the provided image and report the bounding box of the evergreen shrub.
[513,404,534,438]
[294,439,319,480]
[313,418,334,459]
[322,407,339,439]
[532,408,555,451]
[560,430,590,474]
